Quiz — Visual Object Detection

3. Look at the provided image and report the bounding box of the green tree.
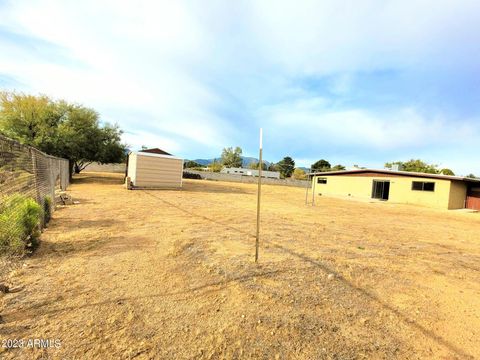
[56,104,126,174]
[292,168,307,180]
[311,159,331,172]
[440,168,455,176]
[221,146,242,168]
[0,92,64,155]
[267,163,279,172]
[248,161,267,170]
[466,173,478,179]
[331,164,346,171]
[184,160,202,168]
[277,156,295,178]
[209,160,223,172]
[0,91,126,178]
[384,159,439,174]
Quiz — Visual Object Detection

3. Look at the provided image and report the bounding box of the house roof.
[309,169,480,183]
[139,148,172,156]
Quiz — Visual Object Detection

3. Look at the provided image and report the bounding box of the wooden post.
[255,128,263,263]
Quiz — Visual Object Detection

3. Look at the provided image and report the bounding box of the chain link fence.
[0,134,69,255]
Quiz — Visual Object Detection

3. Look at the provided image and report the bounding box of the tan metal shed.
[126,151,183,189]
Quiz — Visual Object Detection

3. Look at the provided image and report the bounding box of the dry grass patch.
[1,172,480,359]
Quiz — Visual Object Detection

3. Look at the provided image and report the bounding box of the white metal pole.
[312,174,316,206]
[305,167,311,205]
[255,128,263,263]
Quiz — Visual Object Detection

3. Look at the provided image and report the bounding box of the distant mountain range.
[188,156,310,172]
[190,156,270,167]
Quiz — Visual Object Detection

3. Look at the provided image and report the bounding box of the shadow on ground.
[72,173,124,185]
[140,190,474,359]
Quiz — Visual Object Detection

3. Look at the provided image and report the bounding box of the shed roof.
[139,148,172,156]
[310,169,480,183]
[133,151,182,161]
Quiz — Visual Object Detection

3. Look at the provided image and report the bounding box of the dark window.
[317,178,327,184]
[412,182,423,191]
[412,181,435,192]
[423,182,435,191]
[372,180,390,200]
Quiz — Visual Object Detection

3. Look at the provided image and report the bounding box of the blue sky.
[1,0,479,174]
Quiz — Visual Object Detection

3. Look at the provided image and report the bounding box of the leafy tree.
[440,168,455,176]
[0,91,126,178]
[221,146,242,168]
[267,163,279,172]
[0,92,64,155]
[59,106,125,174]
[331,164,346,171]
[384,159,439,174]
[292,168,307,180]
[184,160,202,168]
[311,159,331,172]
[467,173,478,179]
[248,161,267,170]
[277,156,295,178]
[209,160,223,172]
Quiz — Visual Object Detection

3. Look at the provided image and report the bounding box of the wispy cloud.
[1,0,479,174]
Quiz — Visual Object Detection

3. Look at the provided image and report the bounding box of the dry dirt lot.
[1,172,480,359]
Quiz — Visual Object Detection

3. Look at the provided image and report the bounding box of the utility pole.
[255,128,263,263]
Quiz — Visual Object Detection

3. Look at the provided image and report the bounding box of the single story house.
[221,167,281,179]
[310,169,480,210]
[126,148,183,189]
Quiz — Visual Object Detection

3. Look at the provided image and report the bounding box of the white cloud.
[260,97,480,149]
[257,96,480,173]
[248,0,480,74]
[122,130,181,153]
[0,0,479,173]
[0,0,232,155]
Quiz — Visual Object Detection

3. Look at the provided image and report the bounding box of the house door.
[466,196,480,210]
[466,186,480,210]
[372,180,390,200]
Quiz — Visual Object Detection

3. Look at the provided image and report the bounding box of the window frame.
[317,177,327,184]
[411,181,435,192]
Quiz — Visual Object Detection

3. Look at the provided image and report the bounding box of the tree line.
[186,149,479,180]
[184,146,349,180]
[384,159,479,178]
[0,91,126,178]
[4,92,475,181]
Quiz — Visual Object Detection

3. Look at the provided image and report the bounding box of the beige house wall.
[448,180,468,210]
[312,174,467,210]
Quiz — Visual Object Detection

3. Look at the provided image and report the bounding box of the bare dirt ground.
[1,172,480,359]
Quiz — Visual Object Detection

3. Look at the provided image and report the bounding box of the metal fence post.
[255,128,263,263]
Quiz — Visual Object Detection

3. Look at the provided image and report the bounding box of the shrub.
[208,161,223,173]
[292,168,307,180]
[43,196,52,224]
[0,194,43,255]
[183,172,202,180]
